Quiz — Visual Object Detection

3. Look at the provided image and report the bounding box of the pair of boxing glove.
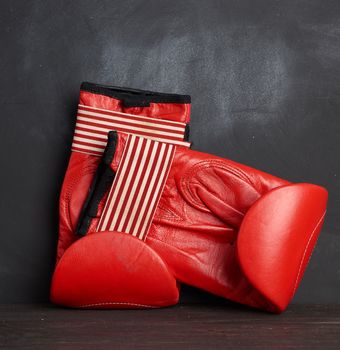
[50,82,328,313]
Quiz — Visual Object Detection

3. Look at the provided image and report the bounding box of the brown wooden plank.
[0,304,339,349]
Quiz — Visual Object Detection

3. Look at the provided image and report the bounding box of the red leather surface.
[80,91,191,124]
[237,184,327,312]
[146,148,293,311]
[57,152,100,261]
[51,232,179,308]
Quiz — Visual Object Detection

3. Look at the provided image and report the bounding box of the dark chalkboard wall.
[0,0,339,304]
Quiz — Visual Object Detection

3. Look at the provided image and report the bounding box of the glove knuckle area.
[50,231,179,309]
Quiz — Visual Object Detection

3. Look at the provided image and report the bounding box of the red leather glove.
[56,82,191,263]
[51,129,328,313]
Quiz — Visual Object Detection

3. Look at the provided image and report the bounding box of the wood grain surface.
[0,304,339,349]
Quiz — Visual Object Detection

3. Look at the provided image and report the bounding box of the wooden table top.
[0,303,339,349]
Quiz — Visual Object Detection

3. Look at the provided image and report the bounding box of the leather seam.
[291,211,326,297]
[155,203,183,221]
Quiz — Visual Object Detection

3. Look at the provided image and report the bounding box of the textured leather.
[52,131,328,313]
[51,232,179,308]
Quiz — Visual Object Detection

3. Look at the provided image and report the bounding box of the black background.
[0,0,339,304]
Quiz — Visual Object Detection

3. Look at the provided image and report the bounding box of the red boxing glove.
[56,82,191,263]
[51,127,328,313]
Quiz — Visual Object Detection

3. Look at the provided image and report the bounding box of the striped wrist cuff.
[71,104,190,156]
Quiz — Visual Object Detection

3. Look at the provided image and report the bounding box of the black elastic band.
[76,131,118,236]
[184,124,190,142]
[81,82,191,107]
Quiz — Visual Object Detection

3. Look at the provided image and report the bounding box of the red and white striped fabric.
[71,104,190,156]
[97,134,175,240]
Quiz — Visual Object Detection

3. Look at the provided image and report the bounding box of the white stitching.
[78,301,157,308]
